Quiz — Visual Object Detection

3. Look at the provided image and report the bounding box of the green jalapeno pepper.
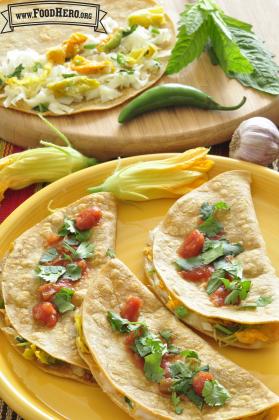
[118,83,246,123]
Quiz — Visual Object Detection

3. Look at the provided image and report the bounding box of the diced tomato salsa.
[120,296,142,322]
[181,266,214,282]
[75,207,102,231]
[178,229,204,259]
[32,302,59,328]
[192,371,214,396]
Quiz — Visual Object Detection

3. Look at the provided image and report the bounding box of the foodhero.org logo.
[0,1,107,34]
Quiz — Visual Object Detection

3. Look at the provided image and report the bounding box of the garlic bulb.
[229,117,279,166]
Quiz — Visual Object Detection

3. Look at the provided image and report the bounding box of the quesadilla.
[79,258,279,418]
[0,1,175,115]
[144,170,279,348]
[1,192,117,383]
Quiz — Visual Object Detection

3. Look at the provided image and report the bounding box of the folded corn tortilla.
[144,171,279,348]
[80,258,279,419]
[1,192,117,382]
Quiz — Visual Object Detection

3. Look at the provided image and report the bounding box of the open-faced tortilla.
[144,171,279,349]
[1,192,117,382]
[0,0,175,115]
[80,258,279,419]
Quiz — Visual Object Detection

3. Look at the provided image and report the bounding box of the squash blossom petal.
[0,115,96,201]
[89,148,214,201]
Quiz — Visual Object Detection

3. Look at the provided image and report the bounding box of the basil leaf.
[36,265,65,283]
[175,256,203,271]
[144,352,164,383]
[76,242,94,259]
[107,311,143,334]
[166,2,209,74]
[224,15,279,95]
[53,287,75,314]
[175,306,188,319]
[198,216,223,237]
[202,379,230,407]
[8,64,24,78]
[63,263,82,281]
[39,247,59,263]
[256,296,272,307]
[185,388,204,410]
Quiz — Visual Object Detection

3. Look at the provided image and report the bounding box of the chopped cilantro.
[8,64,24,78]
[185,388,204,409]
[171,392,183,415]
[175,256,203,271]
[33,103,49,112]
[107,311,144,334]
[224,280,251,305]
[134,333,167,358]
[206,269,224,295]
[63,263,82,281]
[202,380,231,407]
[76,242,94,259]
[168,344,181,355]
[39,247,59,263]
[214,259,243,278]
[256,295,272,307]
[201,243,224,265]
[59,218,76,236]
[144,352,164,383]
[35,265,65,283]
[124,396,134,409]
[170,361,193,379]
[62,73,76,78]
[174,306,188,319]
[180,349,199,360]
[200,201,229,220]
[53,287,75,313]
[214,323,242,336]
[106,248,116,258]
[198,215,223,237]
[160,329,173,343]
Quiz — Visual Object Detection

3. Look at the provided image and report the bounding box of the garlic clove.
[229,117,279,166]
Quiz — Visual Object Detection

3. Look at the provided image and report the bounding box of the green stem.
[38,114,72,147]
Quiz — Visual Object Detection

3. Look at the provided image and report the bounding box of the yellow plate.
[0,154,279,420]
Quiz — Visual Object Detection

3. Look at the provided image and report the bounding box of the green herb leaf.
[53,287,75,314]
[200,201,229,220]
[151,27,160,35]
[124,396,134,409]
[122,25,138,37]
[202,379,230,407]
[201,243,224,264]
[224,15,279,95]
[39,247,59,263]
[175,306,188,319]
[62,73,76,78]
[206,269,224,294]
[185,388,204,410]
[144,352,164,383]
[106,248,116,259]
[160,329,173,343]
[36,265,66,283]
[168,344,181,355]
[224,289,240,305]
[166,2,209,74]
[75,229,91,242]
[208,11,253,74]
[180,349,199,360]
[135,333,167,358]
[107,311,143,334]
[214,323,241,336]
[198,215,223,237]
[170,361,193,379]
[8,64,24,78]
[59,218,76,236]
[63,263,82,281]
[171,392,183,415]
[175,256,203,271]
[214,259,243,278]
[76,242,94,259]
[256,296,272,307]
[33,103,49,112]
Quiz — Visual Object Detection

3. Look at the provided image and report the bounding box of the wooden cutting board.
[0,0,278,160]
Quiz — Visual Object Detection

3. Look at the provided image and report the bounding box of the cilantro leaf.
[201,243,224,264]
[180,349,199,360]
[76,242,94,259]
[198,215,223,237]
[53,288,75,314]
[160,330,173,343]
[175,256,203,271]
[200,201,229,220]
[214,259,243,278]
[8,64,24,78]
[202,379,230,407]
[36,265,65,283]
[170,361,193,379]
[185,388,204,410]
[39,247,59,263]
[224,15,279,95]
[107,311,143,334]
[168,344,181,355]
[166,2,209,74]
[59,218,76,236]
[33,62,43,72]
[175,306,188,319]
[256,296,272,307]
[106,248,116,258]
[171,392,183,415]
[206,269,224,295]
[135,334,167,358]
[75,229,91,242]
[144,352,164,383]
[63,263,82,281]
